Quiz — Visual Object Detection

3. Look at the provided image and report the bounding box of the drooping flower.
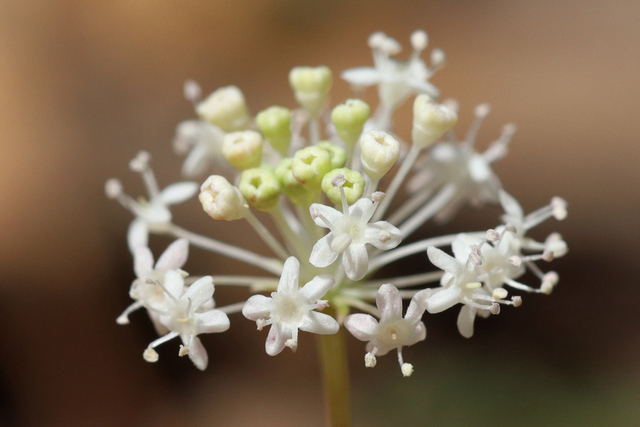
[242,257,339,356]
[344,284,427,377]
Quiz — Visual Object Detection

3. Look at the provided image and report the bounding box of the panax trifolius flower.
[107,29,569,377]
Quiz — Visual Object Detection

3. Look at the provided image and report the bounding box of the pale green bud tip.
[331,99,370,146]
[222,130,263,171]
[256,106,292,155]
[199,175,248,221]
[291,146,332,190]
[238,167,282,212]
[195,85,250,132]
[275,158,313,206]
[289,66,333,117]
[316,141,347,169]
[412,95,458,148]
[322,168,365,206]
[359,130,401,181]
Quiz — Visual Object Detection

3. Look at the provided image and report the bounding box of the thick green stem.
[317,324,351,427]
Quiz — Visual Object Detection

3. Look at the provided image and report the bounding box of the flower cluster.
[108,30,568,377]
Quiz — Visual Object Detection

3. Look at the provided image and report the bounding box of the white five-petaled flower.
[105,151,198,252]
[144,271,230,371]
[242,257,339,356]
[116,238,190,332]
[344,284,427,377]
[309,190,402,281]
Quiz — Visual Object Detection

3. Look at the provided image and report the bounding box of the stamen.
[146,278,178,303]
[183,79,202,105]
[486,229,500,243]
[365,351,377,368]
[105,179,123,199]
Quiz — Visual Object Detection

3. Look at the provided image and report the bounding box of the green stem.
[317,322,351,427]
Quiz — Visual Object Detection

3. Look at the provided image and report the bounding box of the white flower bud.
[289,66,333,118]
[222,130,263,171]
[412,95,458,148]
[196,85,250,132]
[359,130,400,181]
[199,175,248,221]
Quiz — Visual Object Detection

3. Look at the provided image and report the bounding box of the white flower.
[105,151,198,252]
[173,119,231,178]
[242,257,339,356]
[341,31,441,112]
[144,271,230,371]
[116,238,190,331]
[309,191,402,281]
[344,284,427,376]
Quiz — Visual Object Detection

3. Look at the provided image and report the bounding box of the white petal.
[457,305,477,338]
[405,293,427,323]
[181,143,211,177]
[158,182,198,205]
[468,155,492,182]
[133,246,154,278]
[155,238,189,270]
[299,274,334,302]
[344,314,378,341]
[242,294,274,320]
[163,270,185,300]
[309,234,339,268]
[364,222,402,250]
[408,322,427,345]
[310,203,342,229]
[427,246,463,277]
[406,78,440,98]
[425,286,461,314]
[265,323,288,356]
[376,284,402,319]
[299,311,339,335]
[451,234,483,263]
[349,198,375,223]
[341,67,381,86]
[127,219,148,253]
[195,309,230,333]
[277,257,300,294]
[342,243,369,281]
[498,190,523,221]
[183,276,214,310]
[187,337,208,370]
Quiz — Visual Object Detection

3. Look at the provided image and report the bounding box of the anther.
[508,255,522,268]
[511,296,522,307]
[492,288,508,299]
[331,174,346,188]
[183,79,202,104]
[365,352,377,368]
[489,303,501,315]
[371,191,385,204]
[143,348,159,363]
[105,178,123,199]
[410,30,428,51]
[486,229,500,243]
[129,151,151,172]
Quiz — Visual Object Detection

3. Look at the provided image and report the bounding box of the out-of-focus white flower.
[173,119,230,178]
[309,188,402,281]
[242,257,339,356]
[344,284,427,376]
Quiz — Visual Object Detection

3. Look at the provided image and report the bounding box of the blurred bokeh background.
[1,0,639,425]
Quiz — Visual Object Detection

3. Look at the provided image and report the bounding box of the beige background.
[0,0,639,425]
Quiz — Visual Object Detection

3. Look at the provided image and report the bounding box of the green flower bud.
[288,66,333,118]
[322,168,365,206]
[196,86,250,132]
[199,175,248,221]
[238,167,282,212]
[275,158,313,206]
[359,130,400,181]
[256,106,292,155]
[412,94,458,148]
[291,146,332,190]
[222,130,263,171]
[331,99,370,147]
[316,141,347,170]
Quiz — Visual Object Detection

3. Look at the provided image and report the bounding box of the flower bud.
[222,131,263,171]
[322,168,365,207]
[316,141,347,170]
[359,130,400,181]
[412,95,458,148]
[275,158,313,206]
[331,99,370,147]
[256,106,292,155]
[291,146,332,190]
[199,175,248,221]
[196,85,250,132]
[238,167,282,212]
[289,66,332,118]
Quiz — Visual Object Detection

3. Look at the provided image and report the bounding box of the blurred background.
[1,0,639,425]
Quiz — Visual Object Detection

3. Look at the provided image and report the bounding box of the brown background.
[1,0,639,426]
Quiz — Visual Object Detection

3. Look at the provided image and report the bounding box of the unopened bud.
[196,85,250,132]
[359,130,400,181]
[412,95,458,148]
[331,99,370,147]
[238,167,282,212]
[199,175,248,221]
[289,66,333,118]
[291,146,332,190]
[256,106,292,155]
[322,168,365,206]
[275,158,313,206]
[316,141,347,169]
[222,131,263,171]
